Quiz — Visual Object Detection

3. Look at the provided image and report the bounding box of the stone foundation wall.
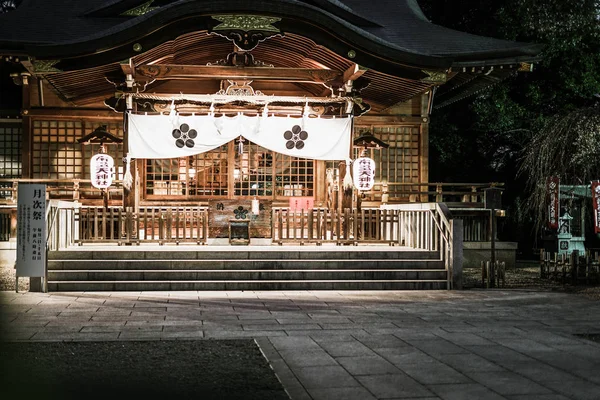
[463,241,518,269]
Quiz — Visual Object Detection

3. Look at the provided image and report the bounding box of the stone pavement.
[1,289,600,400]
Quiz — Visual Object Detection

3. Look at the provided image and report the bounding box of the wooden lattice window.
[0,120,21,199]
[234,141,272,197]
[233,141,313,198]
[145,159,181,196]
[354,125,421,199]
[191,145,229,196]
[273,153,313,197]
[0,121,21,178]
[32,120,124,180]
[144,140,313,199]
[145,144,229,198]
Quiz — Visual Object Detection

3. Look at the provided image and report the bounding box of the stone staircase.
[47,246,448,291]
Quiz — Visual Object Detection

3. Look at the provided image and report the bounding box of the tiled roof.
[0,0,542,68]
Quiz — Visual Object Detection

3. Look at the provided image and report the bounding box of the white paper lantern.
[352,157,375,191]
[90,153,114,189]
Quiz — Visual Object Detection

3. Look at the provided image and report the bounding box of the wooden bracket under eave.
[120,58,135,76]
[518,62,534,72]
[343,63,368,83]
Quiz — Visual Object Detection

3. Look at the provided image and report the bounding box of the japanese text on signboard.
[289,197,314,211]
[16,184,46,277]
[547,177,559,230]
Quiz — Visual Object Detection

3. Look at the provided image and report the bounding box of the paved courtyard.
[1,289,599,400]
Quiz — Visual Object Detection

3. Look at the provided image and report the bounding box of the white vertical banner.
[16,184,47,278]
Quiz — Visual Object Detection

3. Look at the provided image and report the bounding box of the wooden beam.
[27,107,122,119]
[120,59,134,76]
[343,64,368,82]
[135,65,342,83]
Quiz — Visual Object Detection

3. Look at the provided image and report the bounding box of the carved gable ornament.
[32,59,62,74]
[120,0,159,16]
[210,15,283,51]
[420,70,447,84]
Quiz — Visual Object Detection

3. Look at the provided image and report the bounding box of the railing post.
[450,219,464,290]
[436,184,442,203]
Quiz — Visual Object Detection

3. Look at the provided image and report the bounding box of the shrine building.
[0,0,542,291]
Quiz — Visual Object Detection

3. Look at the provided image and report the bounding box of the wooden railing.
[76,206,209,245]
[449,213,492,242]
[361,182,503,204]
[44,205,208,246]
[0,178,124,206]
[46,201,77,251]
[1,178,502,206]
[272,204,463,289]
[378,203,461,289]
[272,208,400,245]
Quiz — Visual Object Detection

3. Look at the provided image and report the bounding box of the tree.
[521,106,600,234]
[418,0,600,250]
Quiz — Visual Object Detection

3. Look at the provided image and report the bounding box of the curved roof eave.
[0,0,543,78]
[21,1,450,69]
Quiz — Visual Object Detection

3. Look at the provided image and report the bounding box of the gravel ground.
[0,340,288,400]
[463,261,600,301]
[0,248,29,292]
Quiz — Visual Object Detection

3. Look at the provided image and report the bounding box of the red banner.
[592,181,600,234]
[547,177,559,230]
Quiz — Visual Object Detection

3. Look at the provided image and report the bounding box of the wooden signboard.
[208,199,272,238]
[16,184,47,278]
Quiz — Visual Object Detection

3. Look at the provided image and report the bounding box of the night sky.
[0,60,22,113]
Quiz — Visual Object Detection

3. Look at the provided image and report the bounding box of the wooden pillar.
[340,115,354,213]
[122,94,137,210]
[315,160,326,207]
[21,73,32,178]
[227,141,235,199]
[420,93,430,202]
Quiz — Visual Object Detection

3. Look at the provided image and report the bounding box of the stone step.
[48,269,448,281]
[47,259,444,271]
[48,249,439,261]
[47,280,448,291]
[46,247,447,292]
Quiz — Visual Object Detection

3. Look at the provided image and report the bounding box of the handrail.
[45,205,59,246]
[271,204,461,289]
[45,200,78,251]
[381,203,457,289]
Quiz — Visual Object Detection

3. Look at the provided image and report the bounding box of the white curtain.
[127,113,352,160]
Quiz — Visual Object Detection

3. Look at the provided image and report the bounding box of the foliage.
[418,0,600,250]
[420,0,600,179]
[520,106,600,234]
